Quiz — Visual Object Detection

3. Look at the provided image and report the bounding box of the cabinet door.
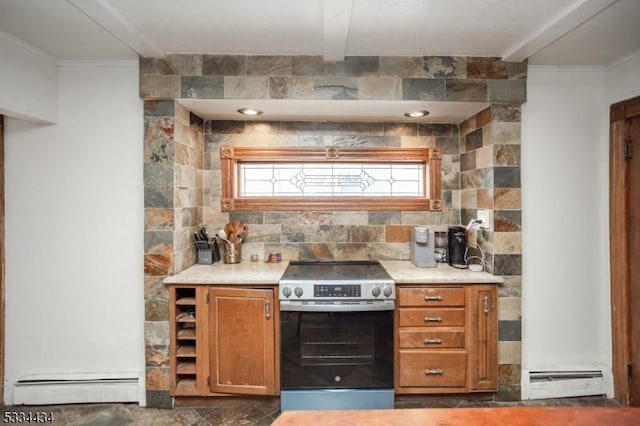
[209,287,276,395]
[467,285,498,391]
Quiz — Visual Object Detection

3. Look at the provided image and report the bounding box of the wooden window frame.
[220,145,442,212]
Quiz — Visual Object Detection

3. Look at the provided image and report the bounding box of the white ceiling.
[1,0,638,65]
[1,0,639,122]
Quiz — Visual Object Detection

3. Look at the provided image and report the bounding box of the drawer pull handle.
[424,316,443,323]
[424,338,443,345]
[424,295,443,302]
[424,368,444,376]
[265,300,271,319]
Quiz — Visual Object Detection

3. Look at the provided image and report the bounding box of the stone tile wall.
[139,54,526,407]
[143,100,205,408]
[140,55,526,102]
[204,121,460,261]
[459,104,523,400]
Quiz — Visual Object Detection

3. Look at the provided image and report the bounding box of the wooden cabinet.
[169,281,495,398]
[169,285,279,397]
[395,284,497,394]
[208,287,278,395]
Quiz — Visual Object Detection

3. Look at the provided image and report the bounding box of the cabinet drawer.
[398,329,465,349]
[398,351,467,387]
[398,287,465,307]
[398,308,465,327]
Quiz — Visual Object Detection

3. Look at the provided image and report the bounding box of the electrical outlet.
[477,209,490,229]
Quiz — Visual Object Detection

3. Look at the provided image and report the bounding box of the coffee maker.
[448,226,467,268]
[410,227,436,268]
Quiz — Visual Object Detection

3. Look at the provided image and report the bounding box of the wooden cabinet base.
[169,285,279,397]
[170,282,496,398]
[395,284,498,394]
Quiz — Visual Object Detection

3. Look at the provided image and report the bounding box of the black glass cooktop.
[281,260,392,282]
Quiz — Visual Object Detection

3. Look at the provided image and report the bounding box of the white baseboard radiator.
[13,373,140,405]
[522,369,611,400]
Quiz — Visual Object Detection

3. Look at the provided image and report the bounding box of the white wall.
[605,54,640,104]
[0,32,58,123]
[521,67,611,377]
[522,56,640,396]
[4,62,144,404]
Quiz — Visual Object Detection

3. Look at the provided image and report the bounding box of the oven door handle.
[279,301,395,312]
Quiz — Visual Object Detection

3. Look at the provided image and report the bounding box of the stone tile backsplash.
[201,120,462,262]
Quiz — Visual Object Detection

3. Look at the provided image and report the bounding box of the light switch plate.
[477,209,490,229]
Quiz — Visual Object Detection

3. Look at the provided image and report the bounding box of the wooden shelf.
[175,378,198,395]
[177,328,196,339]
[177,344,196,357]
[176,297,196,305]
[176,313,196,323]
[177,361,197,374]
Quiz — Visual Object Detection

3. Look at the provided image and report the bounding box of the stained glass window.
[239,163,424,197]
[220,146,442,211]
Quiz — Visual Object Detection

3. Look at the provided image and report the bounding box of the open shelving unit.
[170,287,199,395]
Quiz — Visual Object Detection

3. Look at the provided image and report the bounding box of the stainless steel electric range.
[279,260,395,411]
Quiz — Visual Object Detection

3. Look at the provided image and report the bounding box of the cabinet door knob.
[424,338,443,345]
[424,368,444,375]
[424,295,443,302]
[424,316,443,323]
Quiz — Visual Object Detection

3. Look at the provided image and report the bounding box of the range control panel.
[314,284,361,298]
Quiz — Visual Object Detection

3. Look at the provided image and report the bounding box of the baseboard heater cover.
[13,376,140,405]
[523,369,609,400]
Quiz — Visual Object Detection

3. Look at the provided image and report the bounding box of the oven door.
[280,309,394,390]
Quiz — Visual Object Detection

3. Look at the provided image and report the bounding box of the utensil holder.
[223,241,242,264]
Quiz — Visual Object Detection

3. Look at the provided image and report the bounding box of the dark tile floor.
[1,396,622,426]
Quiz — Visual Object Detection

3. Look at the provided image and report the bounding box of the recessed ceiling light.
[404,110,430,118]
[237,107,263,116]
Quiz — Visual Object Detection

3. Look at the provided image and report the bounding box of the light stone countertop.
[163,260,503,285]
[163,261,289,285]
[379,261,504,284]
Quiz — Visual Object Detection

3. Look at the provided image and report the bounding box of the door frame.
[0,115,5,405]
[610,95,640,405]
